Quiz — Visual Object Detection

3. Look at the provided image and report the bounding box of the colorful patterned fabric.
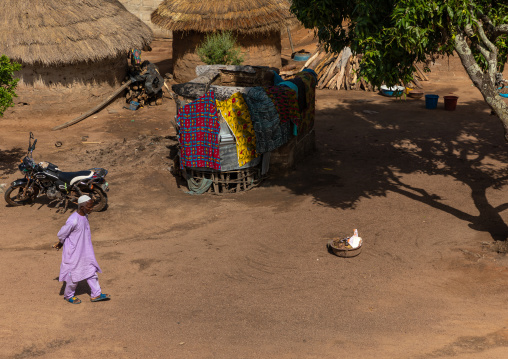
[302,68,318,82]
[177,91,221,170]
[286,77,307,112]
[216,93,258,167]
[131,49,141,66]
[244,87,290,153]
[264,86,301,127]
[293,72,317,139]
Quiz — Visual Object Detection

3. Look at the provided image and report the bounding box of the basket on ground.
[327,239,363,258]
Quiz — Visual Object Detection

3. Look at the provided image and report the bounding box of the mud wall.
[118,0,171,39]
[7,56,128,118]
[172,31,282,83]
[421,53,508,79]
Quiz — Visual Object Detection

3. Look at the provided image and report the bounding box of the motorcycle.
[4,132,109,211]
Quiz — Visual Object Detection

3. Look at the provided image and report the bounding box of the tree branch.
[495,24,508,35]
[454,30,485,85]
[475,43,492,63]
[472,18,497,55]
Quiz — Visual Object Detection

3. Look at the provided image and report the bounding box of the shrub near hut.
[0,55,21,116]
[196,32,244,65]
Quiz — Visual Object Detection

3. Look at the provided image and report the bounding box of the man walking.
[54,195,110,304]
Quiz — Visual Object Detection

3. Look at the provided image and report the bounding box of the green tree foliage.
[0,55,21,116]
[291,0,508,139]
[196,31,244,66]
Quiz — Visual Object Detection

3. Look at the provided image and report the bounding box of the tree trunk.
[454,32,508,141]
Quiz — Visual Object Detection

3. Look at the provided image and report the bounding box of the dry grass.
[151,0,298,34]
[0,0,153,65]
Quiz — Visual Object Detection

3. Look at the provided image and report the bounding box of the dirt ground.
[2,28,508,359]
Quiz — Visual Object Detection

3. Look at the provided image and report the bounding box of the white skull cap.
[78,195,92,204]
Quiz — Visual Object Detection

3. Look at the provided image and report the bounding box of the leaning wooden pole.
[52,79,133,131]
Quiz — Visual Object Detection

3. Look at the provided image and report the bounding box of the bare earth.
[2,30,508,358]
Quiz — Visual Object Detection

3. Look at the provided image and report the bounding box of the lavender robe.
[58,212,101,283]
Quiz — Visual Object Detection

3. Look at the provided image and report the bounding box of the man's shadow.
[55,277,92,297]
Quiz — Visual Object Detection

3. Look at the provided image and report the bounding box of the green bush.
[196,31,244,65]
[0,55,21,116]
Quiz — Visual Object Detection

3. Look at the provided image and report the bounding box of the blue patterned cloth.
[244,87,290,153]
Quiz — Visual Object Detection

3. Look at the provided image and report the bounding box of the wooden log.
[351,56,359,89]
[360,77,367,91]
[411,77,423,89]
[318,61,334,88]
[327,71,340,89]
[300,49,321,71]
[53,79,133,131]
[279,70,296,77]
[344,58,352,90]
[220,172,225,193]
[314,53,334,74]
[319,51,343,89]
[213,173,219,193]
[327,70,340,88]
[307,51,326,70]
[414,64,429,81]
[336,65,346,90]
[242,170,247,191]
[316,57,335,81]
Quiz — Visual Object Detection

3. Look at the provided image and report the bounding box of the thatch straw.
[0,0,153,66]
[151,0,298,34]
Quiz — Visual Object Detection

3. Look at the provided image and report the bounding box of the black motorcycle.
[4,132,109,211]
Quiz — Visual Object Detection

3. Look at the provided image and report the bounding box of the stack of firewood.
[281,46,429,91]
[124,80,163,107]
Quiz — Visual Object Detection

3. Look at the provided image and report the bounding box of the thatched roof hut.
[0,0,153,116]
[151,0,297,82]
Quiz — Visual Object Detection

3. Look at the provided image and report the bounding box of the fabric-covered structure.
[172,65,317,194]
[0,0,153,116]
[151,0,297,83]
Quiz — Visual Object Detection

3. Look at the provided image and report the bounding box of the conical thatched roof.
[151,0,298,34]
[0,0,153,66]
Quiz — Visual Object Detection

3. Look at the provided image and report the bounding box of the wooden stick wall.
[281,47,429,91]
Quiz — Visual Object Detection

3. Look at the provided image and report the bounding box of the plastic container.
[380,85,404,97]
[443,96,458,111]
[425,94,439,109]
[129,101,140,110]
[293,52,311,61]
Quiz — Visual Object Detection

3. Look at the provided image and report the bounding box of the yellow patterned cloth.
[216,93,258,167]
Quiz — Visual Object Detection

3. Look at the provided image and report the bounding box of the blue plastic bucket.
[425,94,439,109]
[293,52,311,61]
[129,101,140,110]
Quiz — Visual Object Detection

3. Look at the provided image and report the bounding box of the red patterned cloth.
[177,91,221,170]
[264,86,302,127]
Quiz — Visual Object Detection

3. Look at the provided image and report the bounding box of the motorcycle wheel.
[87,187,107,212]
[4,184,38,206]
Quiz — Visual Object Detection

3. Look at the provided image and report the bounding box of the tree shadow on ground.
[0,147,24,175]
[267,96,508,241]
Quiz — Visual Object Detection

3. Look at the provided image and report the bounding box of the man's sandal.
[65,296,82,304]
[90,293,110,302]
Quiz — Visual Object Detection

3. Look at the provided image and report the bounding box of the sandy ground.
[2,28,508,358]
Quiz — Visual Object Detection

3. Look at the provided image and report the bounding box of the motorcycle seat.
[58,171,94,185]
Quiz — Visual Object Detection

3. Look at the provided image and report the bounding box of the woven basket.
[327,239,363,258]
